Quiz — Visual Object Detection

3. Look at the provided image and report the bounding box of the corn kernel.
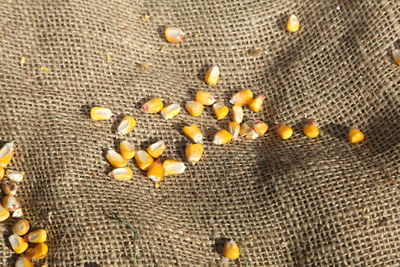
[286,14,300,33]
[0,166,4,180]
[20,57,26,65]
[24,229,47,243]
[108,167,133,181]
[147,159,164,182]
[276,124,293,140]
[6,170,24,183]
[185,101,204,117]
[213,129,233,145]
[9,234,28,254]
[232,105,244,124]
[348,128,365,143]
[163,159,186,176]
[12,208,23,218]
[26,243,48,260]
[0,204,10,222]
[228,121,240,140]
[2,195,21,212]
[392,49,400,66]
[119,140,136,160]
[303,120,320,138]
[141,98,164,113]
[223,240,240,260]
[15,256,33,267]
[213,102,229,120]
[0,142,14,167]
[230,89,253,106]
[41,66,49,72]
[249,95,265,112]
[253,120,268,136]
[195,90,215,106]
[154,182,160,189]
[161,103,181,120]
[165,26,185,43]
[135,150,154,171]
[2,180,18,195]
[13,219,30,236]
[205,65,219,86]
[117,116,136,135]
[182,124,203,143]
[90,107,113,121]
[240,121,259,140]
[106,149,127,168]
[147,140,166,158]
[185,144,204,164]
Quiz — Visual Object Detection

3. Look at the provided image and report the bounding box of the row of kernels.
[10,225,48,262]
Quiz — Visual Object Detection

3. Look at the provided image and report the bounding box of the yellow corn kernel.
[185,101,204,117]
[232,105,244,124]
[108,167,133,181]
[182,124,203,143]
[147,159,164,182]
[2,195,21,212]
[253,120,268,136]
[41,66,49,72]
[9,234,28,254]
[223,240,240,260]
[135,150,154,171]
[249,95,265,112]
[6,170,24,183]
[12,208,24,218]
[24,229,47,243]
[119,140,136,160]
[303,120,320,138]
[276,124,293,140]
[195,90,215,106]
[0,166,4,180]
[230,89,254,106]
[213,129,233,145]
[117,116,136,135]
[15,256,33,267]
[0,142,14,167]
[348,128,365,144]
[147,140,166,158]
[26,243,48,260]
[213,102,229,120]
[20,57,26,65]
[393,49,400,66]
[106,149,127,168]
[205,65,219,86]
[161,103,181,120]
[240,121,258,140]
[13,219,30,236]
[90,107,113,121]
[286,14,300,33]
[2,180,18,196]
[185,144,204,164]
[163,159,186,176]
[0,204,10,222]
[165,26,185,43]
[228,121,240,140]
[141,98,164,113]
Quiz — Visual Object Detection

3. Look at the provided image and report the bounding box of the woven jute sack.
[0,0,399,266]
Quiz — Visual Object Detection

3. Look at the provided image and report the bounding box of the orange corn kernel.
[205,65,219,86]
[12,219,30,236]
[163,159,186,176]
[348,128,365,144]
[9,234,28,254]
[185,101,204,117]
[0,204,10,222]
[24,229,47,243]
[147,159,164,182]
[147,140,166,158]
[248,95,265,112]
[276,124,293,140]
[393,49,400,66]
[0,142,14,167]
[15,256,33,267]
[165,27,185,43]
[286,14,300,33]
[303,120,320,138]
[108,167,133,181]
[185,144,204,164]
[213,102,229,120]
[26,243,48,260]
[182,124,203,143]
[195,90,215,106]
[141,98,163,113]
[253,120,268,136]
[90,107,112,121]
[213,129,233,145]
[106,149,128,168]
[135,150,154,171]
[161,103,181,120]
[117,116,136,135]
[223,240,240,260]
[230,89,253,106]
[228,121,240,140]
[119,140,136,160]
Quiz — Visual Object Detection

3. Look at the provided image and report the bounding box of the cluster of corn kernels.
[0,142,49,266]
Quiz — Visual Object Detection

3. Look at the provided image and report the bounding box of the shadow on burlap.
[0,0,399,266]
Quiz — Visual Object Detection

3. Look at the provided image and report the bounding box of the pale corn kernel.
[253,120,268,136]
[223,240,240,260]
[15,256,33,267]
[90,107,113,121]
[26,243,48,260]
[147,159,164,182]
[0,142,14,167]
[6,170,24,183]
[163,159,186,176]
[2,195,21,212]
[276,124,293,140]
[0,166,4,180]
[165,27,185,43]
[141,98,164,113]
[24,229,47,243]
[119,140,136,160]
[232,105,244,124]
[13,219,30,236]
[106,149,128,168]
[108,167,133,181]
[185,144,204,164]
[205,65,220,86]
[249,95,265,112]
[213,129,233,145]
[0,204,10,222]
[286,14,300,33]
[2,180,18,196]
[117,116,136,135]
[228,121,240,140]
[230,89,254,106]
[195,90,215,106]
[182,124,203,143]
[185,101,204,117]
[348,128,365,144]
[147,140,166,158]
[9,234,28,254]
[161,103,181,120]
[303,120,320,138]
[135,150,154,171]
[12,208,23,218]
[213,102,229,120]
[393,49,400,66]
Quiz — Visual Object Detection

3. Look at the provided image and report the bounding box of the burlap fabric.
[0,0,399,266]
